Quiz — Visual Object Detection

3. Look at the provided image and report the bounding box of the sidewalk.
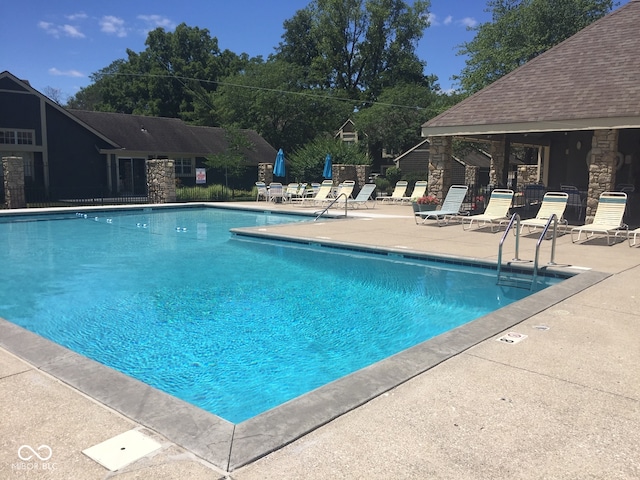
[1,202,638,479]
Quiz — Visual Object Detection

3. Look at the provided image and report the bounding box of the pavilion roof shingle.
[423,0,640,136]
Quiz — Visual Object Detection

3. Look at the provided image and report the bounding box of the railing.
[0,184,153,209]
[532,214,559,287]
[497,213,560,290]
[314,193,348,221]
[497,213,522,282]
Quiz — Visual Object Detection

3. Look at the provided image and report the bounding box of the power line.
[102,71,427,110]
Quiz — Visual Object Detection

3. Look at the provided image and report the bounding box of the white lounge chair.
[404,180,428,203]
[255,182,268,201]
[627,227,640,247]
[309,180,335,206]
[347,184,377,209]
[519,192,568,235]
[415,185,469,226]
[327,180,355,205]
[377,180,408,203]
[283,183,300,202]
[571,191,628,245]
[268,182,284,203]
[462,189,514,231]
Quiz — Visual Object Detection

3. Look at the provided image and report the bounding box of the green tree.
[276,0,431,103]
[355,83,458,156]
[204,127,255,197]
[456,0,614,94]
[212,59,352,152]
[288,136,369,181]
[67,24,245,121]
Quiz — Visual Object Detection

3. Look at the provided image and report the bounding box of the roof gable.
[423,0,640,136]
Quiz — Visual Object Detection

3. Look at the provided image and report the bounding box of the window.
[0,129,34,145]
[174,157,194,177]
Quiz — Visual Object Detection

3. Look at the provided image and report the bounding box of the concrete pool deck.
[1,202,639,479]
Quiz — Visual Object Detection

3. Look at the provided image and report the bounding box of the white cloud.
[48,68,84,78]
[459,17,478,28]
[425,13,439,26]
[425,13,478,29]
[100,15,127,37]
[62,24,85,38]
[38,21,85,38]
[138,14,176,31]
[66,13,88,21]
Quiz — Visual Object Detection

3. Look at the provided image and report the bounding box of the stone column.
[258,163,273,184]
[333,164,357,186]
[518,165,539,185]
[489,136,506,187]
[2,156,26,209]
[428,136,453,201]
[355,165,371,188]
[146,159,176,204]
[586,129,619,218]
[465,165,480,186]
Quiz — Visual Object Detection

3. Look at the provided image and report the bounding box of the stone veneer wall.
[586,129,618,218]
[489,136,506,187]
[428,136,453,200]
[146,159,176,204]
[2,156,26,209]
[333,164,371,192]
[517,165,539,186]
[464,165,480,186]
[258,163,274,184]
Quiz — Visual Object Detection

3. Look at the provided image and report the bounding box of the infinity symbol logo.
[18,445,53,461]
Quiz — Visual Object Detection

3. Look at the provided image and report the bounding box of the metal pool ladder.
[314,193,348,221]
[497,213,560,290]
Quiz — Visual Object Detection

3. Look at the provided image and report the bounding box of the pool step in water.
[496,273,534,290]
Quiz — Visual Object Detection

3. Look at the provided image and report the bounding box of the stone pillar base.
[147,159,177,204]
[2,156,26,209]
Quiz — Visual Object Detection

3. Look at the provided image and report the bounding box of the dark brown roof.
[68,110,277,165]
[423,0,640,136]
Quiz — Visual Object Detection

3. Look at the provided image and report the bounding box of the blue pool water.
[0,207,559,423]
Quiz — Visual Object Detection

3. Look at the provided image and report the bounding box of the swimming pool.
[0,206,560,424]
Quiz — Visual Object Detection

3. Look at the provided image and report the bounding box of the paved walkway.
[1,202,639,479]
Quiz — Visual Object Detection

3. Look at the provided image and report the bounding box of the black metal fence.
[0,184,151,209]
[0,182,549,213]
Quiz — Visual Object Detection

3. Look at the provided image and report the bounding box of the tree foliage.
[65,1,446,160]
[355,83,459,155]
[456,0,614,93]
[276,0,431,103]
[212,59,352,152]
[288,136,369,181]
[66,24,245,121]
[204,127,254,191]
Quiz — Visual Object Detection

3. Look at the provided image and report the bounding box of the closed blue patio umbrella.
[323,154,332,179]
[274,148,286,178]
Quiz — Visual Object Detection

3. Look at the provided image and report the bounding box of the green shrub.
[385,166,402,186]
[374,177,391,195]
[176,185,266,202]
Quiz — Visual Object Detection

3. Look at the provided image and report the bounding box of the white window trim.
[0,128,35,145]
[174,157,195,177]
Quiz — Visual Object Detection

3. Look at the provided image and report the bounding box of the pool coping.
[0,205,610,472]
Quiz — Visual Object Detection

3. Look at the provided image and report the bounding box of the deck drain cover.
[497,332,528,344]
[533,325,550,331]
[82,430,161,471]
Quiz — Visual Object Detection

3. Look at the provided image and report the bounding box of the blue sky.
[0,1,628,102]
